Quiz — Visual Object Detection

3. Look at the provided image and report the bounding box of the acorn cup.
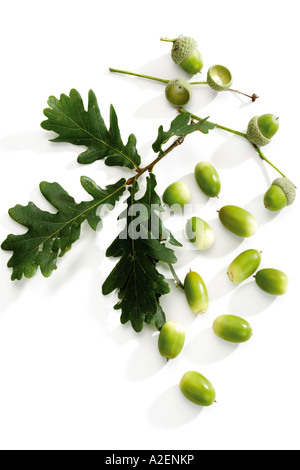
[264,177,296,211]
[247,114,280,146]
[161,35,204,75]
[165,79,192,106]
[109,67,193,107]
[207,65,233,91]
[109,56,258,106]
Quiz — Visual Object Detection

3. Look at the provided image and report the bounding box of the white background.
[0,0,299,451]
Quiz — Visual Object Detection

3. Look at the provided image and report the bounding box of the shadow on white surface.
[0,130,69,155]
[179,172,211,208]
[0,211,24,234]
[0,129,88,173]
[159,281,197,327]
[228,281,276,317]
[210,128,276,189]
[202,217,244,259]
[207,266,236,302]
[126,333,167,381]
[228,89,258,108]
[185,85,217,113]
[134,94,171,120]
[185,327,239,365]
[43,226,104,295]
[107,53,175,88]
[0,266,24,314]
[147,385,203,429]
[210,133,251,169]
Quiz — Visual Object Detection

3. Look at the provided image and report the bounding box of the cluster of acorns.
[162,36,236,106]
[165,37,296,212]
[110,35,296,213]
[111,35,257,106]
[158,159,290,407]
[111,35,295,407]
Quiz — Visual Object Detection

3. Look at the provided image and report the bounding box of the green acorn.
[264,177,296,211]
[165,78,192,106]
[161,36,203,75]
[247,114,279,147]
[255,269,289,296]
[207,65,233,92]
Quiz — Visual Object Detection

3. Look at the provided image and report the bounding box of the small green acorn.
[163,181,191,207]
[184,271,209,314]
[161,36,203,75]
[207,65,233,92]
[194,161,221,198]
[227,249,262,283]
[264,177,296,211]
[158,321,185,360]
[180,371,216,407]
[255,269,289,296]
[247,114,279,146]
[165,78,192,106]
[219,205,257,238]
[185,217,215,251]
[213,315,253,344]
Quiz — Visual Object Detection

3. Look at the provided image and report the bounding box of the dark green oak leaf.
[41,89,141,169]
[102,175,180,332]
[1,177,126,280]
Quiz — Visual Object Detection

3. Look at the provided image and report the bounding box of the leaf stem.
[180,108,247,138]
[160,37,177,43]
[126,137,185,185]
[179,108,288,178]
[228,89,259,102]
[168,263,185,290]
[252,145,287,178]
[109,70,258,102]
[109,68,169,84]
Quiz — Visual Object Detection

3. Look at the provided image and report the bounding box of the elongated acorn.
[207,65,233,92]
[247,114,279,146]
[161,36,204,75]
[255,268,289,296]
[158,321,185,360]
[219,205,257,238]
[194,161,221,198]
[264,177,296,212]
[213,315,253,343]
[180,371,216,407]
[163,181,191,207]
[165,78,192,106]
[227,249,262,283]
[185,217,215,251]
[184,271,209,314]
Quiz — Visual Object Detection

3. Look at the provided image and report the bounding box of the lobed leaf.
[1,177,126,280]
[41,89,141,169]
[102,174,181,332]
[152,112,216,154]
